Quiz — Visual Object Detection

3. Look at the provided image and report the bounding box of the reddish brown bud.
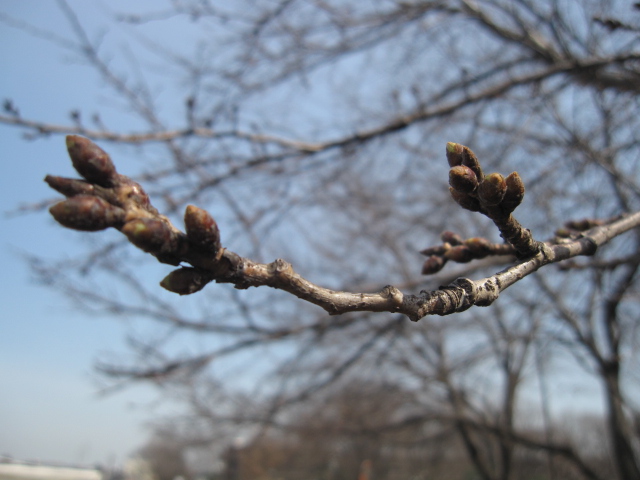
[49,195,124,231]
[441,231,464,245]
[45,175,95,197]
[422,255,447,275]
[121,218,178,254]
[449,165,478,194]
[66,135,117,187]
[444,245,474,263]
[184,205,221,254]
[502,172,525,213]
[464,237,492,257]
[446,142,465,167]
[478,173,507,206]
[420,244,449,256]
[450,188,481,212]
[160,267,211,295]
[460,146,483,181]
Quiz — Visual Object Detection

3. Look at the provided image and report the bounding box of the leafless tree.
[3,1,640,479]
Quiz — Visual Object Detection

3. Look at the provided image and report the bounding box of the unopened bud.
[444,245,474,263]
[49,195,124,231]
[441,231,463,245]
[446,142,465,167]
[478,173,507,206]
[460,146,483,181]
[121,218,178,254]
[184,205,221,254]
[450,188,481,212]
[420,244,449,256]
[45,175,95,197]
[449,165,478,194]
[501,172,525,213]
[160,267,211,295]
[66,135,117,187]
[464,237,492,257]
[422,256,446,275]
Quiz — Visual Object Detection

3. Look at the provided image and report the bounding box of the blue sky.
[0,1,164,466]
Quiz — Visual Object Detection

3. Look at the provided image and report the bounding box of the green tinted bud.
[446,142,465,167]
[121,218,177,254]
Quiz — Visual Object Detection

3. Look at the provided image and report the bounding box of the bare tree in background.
[3,1,640,479]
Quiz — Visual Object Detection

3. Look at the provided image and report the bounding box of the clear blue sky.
[0,1,165,466]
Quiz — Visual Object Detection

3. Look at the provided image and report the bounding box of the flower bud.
[49,195,124,231]
[441,231,463,246]
[450,188,481,212]
[444,245,474,263]
[460,146,483,181]
[422,255,446,275]
[446,142,465,167]
[184,205,221,254]
[66,135,117,187]
[160,267,211,295]
[45,175,95,197]
[477,173,507,206]
[464,237,492,257]
[449,165,478,194]
[501,172,525,213]
[121,218,178,254]
[420,244,449,256]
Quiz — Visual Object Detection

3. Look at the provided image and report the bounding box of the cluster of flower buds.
[46,135,227,295]
[420,231,514,274]
[446,142,525,216]
[158,205,223,295]
[442,142,542,260]
[47,136,127,231]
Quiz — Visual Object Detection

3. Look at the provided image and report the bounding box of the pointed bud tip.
[184,204,221,253]
[446,142,462,153]
[160,267,210,295]
[65,135,117,186]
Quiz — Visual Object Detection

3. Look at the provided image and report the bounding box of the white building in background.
[0,462,103,480]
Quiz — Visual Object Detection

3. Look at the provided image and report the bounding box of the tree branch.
[46,136,640,322]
